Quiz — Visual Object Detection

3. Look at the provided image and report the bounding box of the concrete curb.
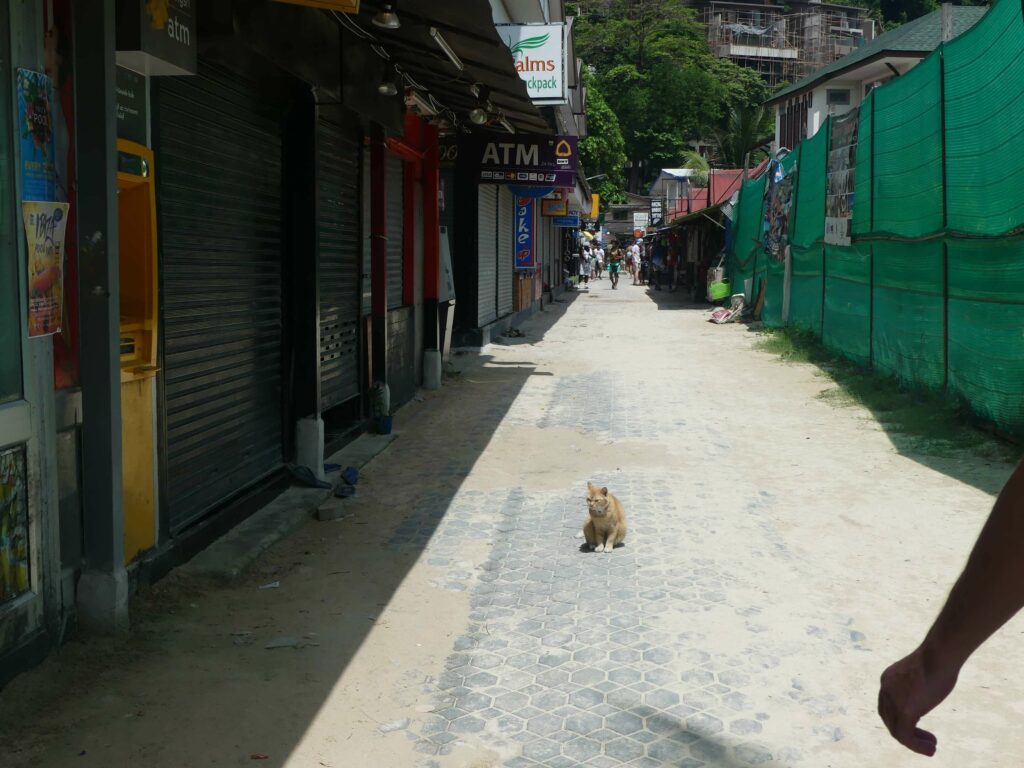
[183,432,398,581]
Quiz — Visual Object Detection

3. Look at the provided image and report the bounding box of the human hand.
[878,647,960,756]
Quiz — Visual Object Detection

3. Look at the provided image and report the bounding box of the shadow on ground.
[0,299,579,768]
[750,326,1017,495]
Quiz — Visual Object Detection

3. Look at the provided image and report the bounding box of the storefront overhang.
[345,0,551,134]
[669,202,726,228]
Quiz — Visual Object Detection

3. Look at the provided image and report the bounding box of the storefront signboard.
[116,67,148,145]
[515,196,535,269]
[497,23,566,105]
[116,0,197,76]
[553,213,580,228]
[466,133,577,187]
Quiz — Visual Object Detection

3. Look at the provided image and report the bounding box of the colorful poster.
[16,68,57,202]
[0,446,29,605]
[23,201,70,337]
[514,196,535,269]
[825,111,858,246]
[763,159,797,261]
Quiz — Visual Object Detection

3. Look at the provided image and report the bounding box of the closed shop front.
[386,153,416,407]
[498,186,514,318]
[317,115,362,412]
[477,185,498,325]
[154,65,286,534]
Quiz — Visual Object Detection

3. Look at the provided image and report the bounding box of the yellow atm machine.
[117,139,159,563]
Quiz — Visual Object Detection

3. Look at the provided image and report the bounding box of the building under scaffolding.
[701,1,876,88]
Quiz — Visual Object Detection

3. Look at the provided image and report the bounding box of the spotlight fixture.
[372,2,401,30]
[377,68,399,96]
[405,89,438,117]
[430,27,465,71]
[469,85,491,125]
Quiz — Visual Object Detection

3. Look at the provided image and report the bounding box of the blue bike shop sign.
[514,196,535,269]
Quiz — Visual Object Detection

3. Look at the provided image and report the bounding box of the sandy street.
[2,280,1019,768]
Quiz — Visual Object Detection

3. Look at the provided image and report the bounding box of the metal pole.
[370,123,388,384]
[73,0,127,633]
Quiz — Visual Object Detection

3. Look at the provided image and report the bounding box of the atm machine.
[116,139,158,563]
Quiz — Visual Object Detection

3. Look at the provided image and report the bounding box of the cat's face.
[587,483,610,517]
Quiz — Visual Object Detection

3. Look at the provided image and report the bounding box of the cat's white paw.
[595,544,605,553]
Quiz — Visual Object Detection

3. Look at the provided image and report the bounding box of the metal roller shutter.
[386,155,404,309]
[317,116,361,411]
[477,186,498,325]
[154,66,285,533]
[498,186,514,317]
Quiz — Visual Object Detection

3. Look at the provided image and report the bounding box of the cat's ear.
[600,487,608,497]
[587,481,595,492]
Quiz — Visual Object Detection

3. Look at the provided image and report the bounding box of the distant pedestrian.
[607,241,624,289]
[595,246,605,280]
[579,250,592,286]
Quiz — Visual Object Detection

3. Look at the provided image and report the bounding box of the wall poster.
[23,201,70,337]
[0,446,29,605]
[825,111,858,246]
[763,159,797,261]
[16,68,57,203]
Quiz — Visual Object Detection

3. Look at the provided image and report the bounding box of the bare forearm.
[921,460,1024,669]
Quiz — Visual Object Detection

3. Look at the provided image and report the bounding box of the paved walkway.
[2,279,1019,768]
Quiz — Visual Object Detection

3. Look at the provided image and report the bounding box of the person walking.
[578,247,592,287]
[595,246,604,280]
[606,241,624,289]
[650,238,665,291]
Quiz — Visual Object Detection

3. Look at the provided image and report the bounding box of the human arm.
[878,459,1024,756]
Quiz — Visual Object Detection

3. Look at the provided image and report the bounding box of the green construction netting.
[822,243,871,364]
[762,150,801,327]
[791,125,827,248]
[872,241,945,389]
[729,174,766,299]
[720,0,1024,433]
[947,238,1024,429]
[851,94,873,236]
[872,52,943,238]
[789,246,823,332]
[944,0,1024,236]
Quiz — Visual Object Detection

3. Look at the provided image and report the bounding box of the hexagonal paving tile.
[642,647,674,665]
[464,671,498,688]
[690,738,727,763]
[604,736,645,762]
[608,667,642,686]
[565,710,603,735]
[609,647,641,664]
[605,710,644,735]
[530,690,568,711]
[606,688,642,709]
[644,689,681,710]
[494,690,530,712]
[682,690,718,711]
[455,692,492,712]
[686,712,724,737]
[569,688,604,710]
[522,738,561,762]
[609,629,641,646]
[571,668,606,686]
[538,650,572,668]
[526,713,564,736]
[562,736,602,762]
[450,715,486,734]
[647,738,690,762]
[535,668,571,687]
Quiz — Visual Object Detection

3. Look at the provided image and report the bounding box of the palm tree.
[681,150,710,188]
[713,105,774,173]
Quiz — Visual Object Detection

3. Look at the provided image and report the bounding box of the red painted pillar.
[370,123,388,383]
[422,124,441,349]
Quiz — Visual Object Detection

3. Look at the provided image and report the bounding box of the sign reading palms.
[508,33,550,57]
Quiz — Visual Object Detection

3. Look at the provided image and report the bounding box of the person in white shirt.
[595,247,605,280]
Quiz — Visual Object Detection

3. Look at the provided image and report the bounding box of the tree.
[681,150,709,188]
[578,72,628,204]
[570,0,775,192]
[713,105,774,171]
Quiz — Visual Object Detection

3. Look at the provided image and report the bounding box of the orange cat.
[583,482,627,553]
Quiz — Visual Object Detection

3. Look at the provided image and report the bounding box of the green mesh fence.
[721,0,1024,434]
[729,175,766,299]
[947,238,1024,428]
[788,127,827,332]
[872,53,944,238]
[872,241,945,388]
[944,0,1024,236]
[822,243,871,364]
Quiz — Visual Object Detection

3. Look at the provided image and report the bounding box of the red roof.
[665,163,771,220]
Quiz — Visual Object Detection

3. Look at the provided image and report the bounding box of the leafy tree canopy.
[570,0,774,192]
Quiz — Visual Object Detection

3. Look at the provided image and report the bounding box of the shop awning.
[669,202,726,228]
[346,1,552,133]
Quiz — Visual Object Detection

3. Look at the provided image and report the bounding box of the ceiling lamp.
[372,2,400,30]
[377,68,399,96]
[469,85,491,125]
